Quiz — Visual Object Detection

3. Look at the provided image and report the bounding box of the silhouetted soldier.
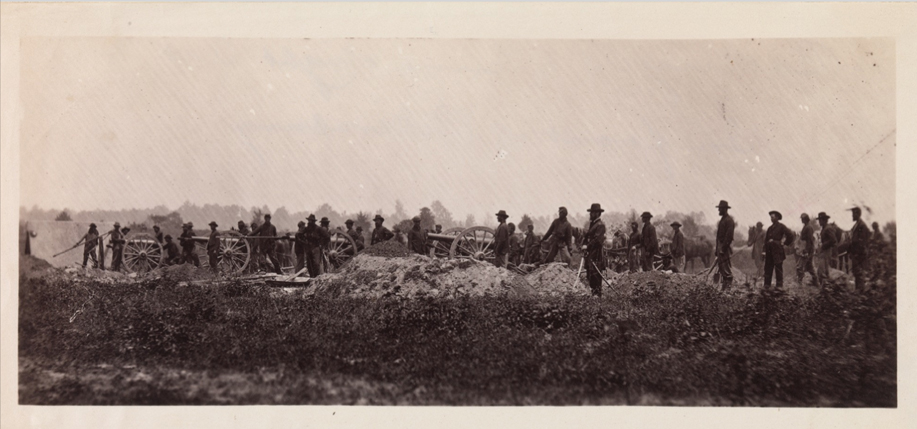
[109,222,125,271]
[179,222,200,267]
[670,221,686,273]
[523,224,538,264]
[628,221,642,273]
[508,223,521,266]
[293,220,308,275]
[408,216,428,256]
[583,204,607,297]
[493,210,510,267]
[845,206,871,292]
[371,215,394,245]
[207,221,221,274]
[815,212,836,286]
[640,212,658,272]
[249,214,283,275]
[345,219,364,251]
[163,234,180,265]
[714,200,735,289]
[152,225,164,244]
[75,223,100,269]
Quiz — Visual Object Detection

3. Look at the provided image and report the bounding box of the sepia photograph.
[1,2,914,428]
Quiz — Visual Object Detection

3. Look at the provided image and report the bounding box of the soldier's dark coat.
[671,229,686,258]
[407,226,428,255]
[371,226,394,245]
[764,221,794,263]
[641,222,658,256]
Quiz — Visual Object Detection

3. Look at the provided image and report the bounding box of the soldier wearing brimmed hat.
[583,204,607,296]
[249,213,283,275]
[714,200,735,289]
[670,221,686,273]
[300,214,330,277]
[179,222,200,268]
[796,214,818,288]
[371,214,394,245]
[76,223,101,269]
[407,215,429,256]
[493,210,510,267]
[207,221,221,274]
[640,212,658,272]
[764,210,794,290]
[541,207,573,266]
[109,222,126,272]
[843,206,871,291]
[815,212,836,285]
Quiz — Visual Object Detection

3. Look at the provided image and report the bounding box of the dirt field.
[18,242,896,406]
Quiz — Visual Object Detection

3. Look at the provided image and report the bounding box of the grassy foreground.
[19,251,896,406]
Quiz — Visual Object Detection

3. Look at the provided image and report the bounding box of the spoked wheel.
[217,231,252,274]
[121,233,164,273]
[449,226,496,263]
[326,230,358,272]
[432,227,463,258]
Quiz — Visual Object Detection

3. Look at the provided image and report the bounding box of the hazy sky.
[20,38,895,226]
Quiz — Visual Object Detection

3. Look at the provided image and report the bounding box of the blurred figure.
[372,215,394,245]
[345,219,364,251]
[815,212,836,286]
[507,223,521,266]
[152,225,164,244]
[628,221,642,273]
[179,222,200,267]
[764,211,794,291]
[408,216,428,256]
[670,221,686,273]
[541,207,573,266]
[293,220,308,275]
[796,213,818,288]
[163,234,180,265]
[303,214,330,277]
[523,224,538,264]
[845,207,871,292]
[237,220,250,235]
[747,222,765,279]
[249,214,283,275]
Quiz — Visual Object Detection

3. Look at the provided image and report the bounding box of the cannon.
[425,226,498,263]
[112,228,359,275]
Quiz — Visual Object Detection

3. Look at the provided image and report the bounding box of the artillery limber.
[111,229,359,275]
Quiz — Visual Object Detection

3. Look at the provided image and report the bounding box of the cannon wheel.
[325,229,358,272]
[449,226,496,263]
[197,231,252,274]
[121,233,164,273]
[432,227,464,258]
[652,242,672,271]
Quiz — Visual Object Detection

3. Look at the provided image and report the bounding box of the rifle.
[53,231,111,258]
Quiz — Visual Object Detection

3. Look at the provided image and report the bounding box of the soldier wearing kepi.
[371,215,394,245]
[75,223,101,269]
[582,204,607,297]
[640,212,658,272]
[493,210,510,267]
[109,222,126,272]
[407,216,428,256]
[763,211,794,291]
[541,207,574,266]
[207,221,221,274]
[815,212,836,287]
[670,221,686,273]
[796,213,819,287]
[714,200,736,289]
[845,206,871,292]
[249,214,283,275]
[179,222,200,267]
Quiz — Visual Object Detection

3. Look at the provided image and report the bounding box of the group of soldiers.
[73,199,884,296]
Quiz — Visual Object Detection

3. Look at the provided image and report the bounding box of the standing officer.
[303,214,330,277]
[583,204,607,297]
[75,223,100,269]
[163,234,180,265]
[249,214,283,275]
[714,200,735,289]
[640,212,658,272]
[541,207,573,266]
[670,221,686,273]
[815,212,836,286]
[846,206,871,292]
[763,210,794,291]
[493,210,510,267]
[179,222,200,267]
[408,216,428,256]
[796,213,818,287]
[371,215,395,245]
[207,221,221,274]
